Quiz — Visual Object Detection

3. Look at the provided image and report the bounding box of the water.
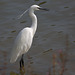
[0,0,75,75]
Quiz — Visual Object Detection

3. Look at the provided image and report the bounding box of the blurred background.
[0,0,75,75]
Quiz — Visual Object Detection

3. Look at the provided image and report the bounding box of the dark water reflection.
[0,0,75,75]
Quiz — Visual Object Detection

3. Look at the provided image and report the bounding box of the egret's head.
[17,5,49,19]
[30,5,49,11]
[30,5,40,10]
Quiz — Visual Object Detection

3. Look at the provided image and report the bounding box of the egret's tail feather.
[10,54,18,63]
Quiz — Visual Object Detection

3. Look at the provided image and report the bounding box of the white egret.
[10,5,48,68]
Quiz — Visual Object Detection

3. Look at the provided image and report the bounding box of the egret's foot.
[20,65,25,75]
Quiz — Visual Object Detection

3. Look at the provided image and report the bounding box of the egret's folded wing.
[10,28,33,63]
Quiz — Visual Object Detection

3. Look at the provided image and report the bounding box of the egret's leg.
[21,54,24,67]
[20,54,24,68]
[20,54,25,74]
[20,59,21,68]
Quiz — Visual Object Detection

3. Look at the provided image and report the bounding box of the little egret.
[10,5,48,68]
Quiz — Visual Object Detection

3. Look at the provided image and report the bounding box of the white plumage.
[10,5,48,63]
[10,28,33,63]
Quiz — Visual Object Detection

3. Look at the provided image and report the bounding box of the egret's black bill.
[39,8,49,11]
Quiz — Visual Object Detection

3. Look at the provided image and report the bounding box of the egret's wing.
[10,28,33,63]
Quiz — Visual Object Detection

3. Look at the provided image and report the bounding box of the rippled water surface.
[0,0,75,75]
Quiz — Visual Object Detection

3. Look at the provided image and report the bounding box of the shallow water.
[0,0,75,75]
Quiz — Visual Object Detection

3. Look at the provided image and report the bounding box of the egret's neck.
[29,9,37,35]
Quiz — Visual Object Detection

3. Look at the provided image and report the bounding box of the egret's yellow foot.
[20,65,25,75]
